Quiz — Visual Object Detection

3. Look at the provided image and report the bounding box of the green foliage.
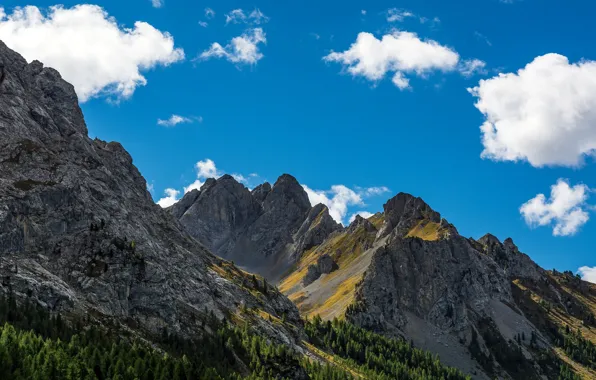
[558,326,596,369]
[304,315,470,380]
[0,293,473,379]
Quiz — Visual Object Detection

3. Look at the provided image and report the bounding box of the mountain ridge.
[173,173,596,379]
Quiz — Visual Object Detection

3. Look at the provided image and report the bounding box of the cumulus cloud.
[520,179,591,236]
[578,266,596,284]
[0,5,184,102]
[324,31,463,89]
[157,188,180,208]
[303,184,389,225]
[225,9,269,25]
[183,159,221,193]
[200,28,266,65]
[348,211,374,224]
[157,114,202,127]
[469,54,596,167]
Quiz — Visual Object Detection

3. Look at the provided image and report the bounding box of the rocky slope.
[178,181,596,379]
[0,41,302,350]
[169,173,341,281]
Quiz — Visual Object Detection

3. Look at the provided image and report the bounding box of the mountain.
[0,41,479,379]
[175,177,596,379]
[169,174,341,281]
[0,39,302,351]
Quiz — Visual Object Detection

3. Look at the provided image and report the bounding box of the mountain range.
[1,40,596,379]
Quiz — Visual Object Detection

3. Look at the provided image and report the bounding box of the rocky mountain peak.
[264,174,311,214]
[378,192,441,239]
[251,182,272,204]
[347,214,376,234]
[478,233,502,247]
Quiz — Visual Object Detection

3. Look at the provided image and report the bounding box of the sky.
[1,0,596,279]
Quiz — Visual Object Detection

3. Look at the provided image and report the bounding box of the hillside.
[175,178,596,379]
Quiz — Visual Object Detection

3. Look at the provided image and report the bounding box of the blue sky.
[1,0,596,277]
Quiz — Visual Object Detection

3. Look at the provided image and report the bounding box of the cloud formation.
[469,54,596,167]
[200,28,266,65]
[157,114,201,127]
[324,31,479,89]
[303,184,389,225]
[157,188,180,208]
[224,9,269,25]
[151,0,163,8]
[520,179,591,236]
[0,5,184,102]
[578,266,596,284]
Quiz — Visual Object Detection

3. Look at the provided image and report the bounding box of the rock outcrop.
[0,41,301,347]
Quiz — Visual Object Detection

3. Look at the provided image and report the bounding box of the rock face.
[275,192,558,379]
[303,254,339,286]
[171,173,341,281]
[0,41,301,346]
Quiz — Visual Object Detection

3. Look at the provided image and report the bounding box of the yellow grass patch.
[406,220,443,241]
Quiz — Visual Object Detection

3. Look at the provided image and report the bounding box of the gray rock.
[302,254,339,286]
[0,40,302,347]
[377,192,441,239]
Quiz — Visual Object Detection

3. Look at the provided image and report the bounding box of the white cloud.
[520,179,591,236]
[348,211,374,224]
[361,10,367,15]
[578,266,596,283]
[183,158,223,194]
[198,21,208,28]
[0,5,184,102]
[360,186,391,197]
[386,8,415,22]
[459,59,487,78]
[386,8,438,25]
[469,54,596,167]
[157,114,201,127]
[324,31,461,89]
[303,184,389,225]
[225,8,269,25]
[157,188,180,208]
[200,28,266,65]
[205,8,215,19]
[151,0,163,8]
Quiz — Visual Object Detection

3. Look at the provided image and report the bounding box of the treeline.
[560,325,596,370]
[0,293,475,379]
[304,315,469,380]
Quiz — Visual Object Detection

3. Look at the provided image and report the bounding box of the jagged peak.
[272,173,301,189]
[347,214,376,234]
[378,192,441,239]
[264,174,310,212]
[478,233,502,246]
[252,182,272,204]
